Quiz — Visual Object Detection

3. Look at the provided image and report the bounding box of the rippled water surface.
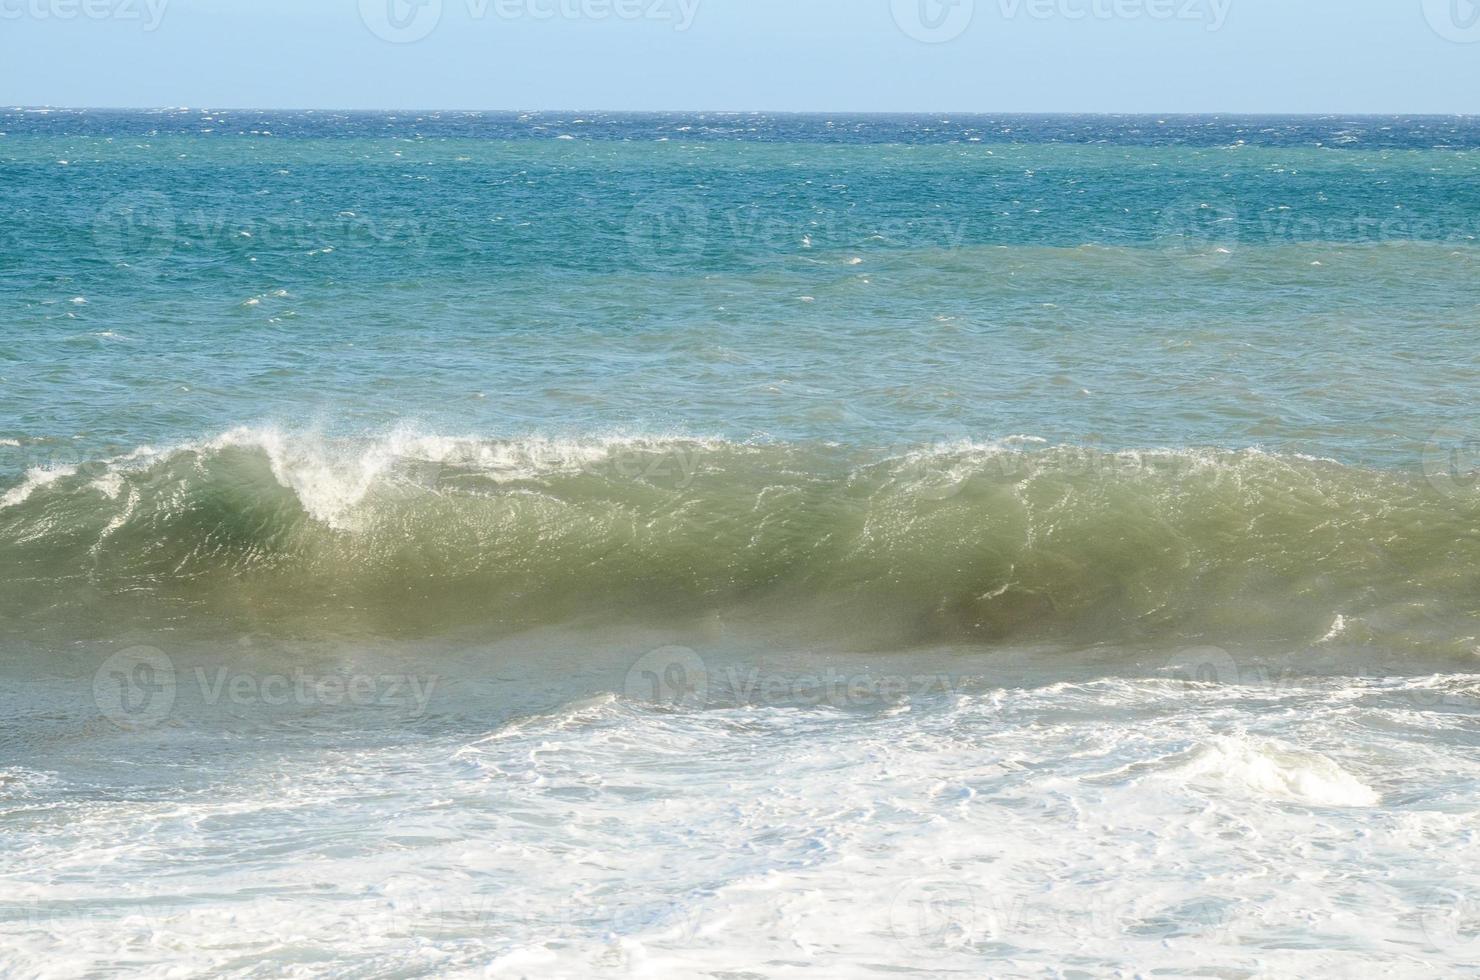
[3,111,1480,977]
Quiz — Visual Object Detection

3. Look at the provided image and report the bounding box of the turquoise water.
[4,110,1480,650]
[4,111,1480,977]
[5,110,1480,466]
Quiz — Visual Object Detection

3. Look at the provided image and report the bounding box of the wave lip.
[1,428,1477,652]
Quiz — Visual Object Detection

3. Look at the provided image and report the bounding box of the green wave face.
[2,429,1476,656]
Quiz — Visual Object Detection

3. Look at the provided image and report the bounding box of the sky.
[1,0,1477,112]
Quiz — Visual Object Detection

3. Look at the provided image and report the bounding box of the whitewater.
[5,110,1480,977]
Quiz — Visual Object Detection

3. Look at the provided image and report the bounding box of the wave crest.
[2,428,1476,651]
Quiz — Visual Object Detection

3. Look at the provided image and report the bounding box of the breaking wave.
[2,427,1477,652]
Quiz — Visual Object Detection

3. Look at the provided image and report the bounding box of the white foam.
[1167,734,1380,807]
[0,465,76,510]
[1319,614,1349,643]
[195,427,394,531]
[3,674,1476,976]
[89,472,126,500]
[188,427,729,530]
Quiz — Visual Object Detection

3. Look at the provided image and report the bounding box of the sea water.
[3,110,1480,976]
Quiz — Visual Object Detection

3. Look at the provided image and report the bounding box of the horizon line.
[8,106,1479,119]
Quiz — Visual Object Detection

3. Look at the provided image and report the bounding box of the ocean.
[3,109,1480,976]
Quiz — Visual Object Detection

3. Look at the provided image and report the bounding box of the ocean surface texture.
[3,110,1480,977]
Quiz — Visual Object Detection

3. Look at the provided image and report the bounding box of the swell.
[2,428,1477,653]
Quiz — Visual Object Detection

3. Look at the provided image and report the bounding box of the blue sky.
[2,0,1477,112]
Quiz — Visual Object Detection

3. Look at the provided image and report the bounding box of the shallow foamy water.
[4,665,1480,978]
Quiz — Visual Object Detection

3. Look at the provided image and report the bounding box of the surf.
[2,427,1476,657]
